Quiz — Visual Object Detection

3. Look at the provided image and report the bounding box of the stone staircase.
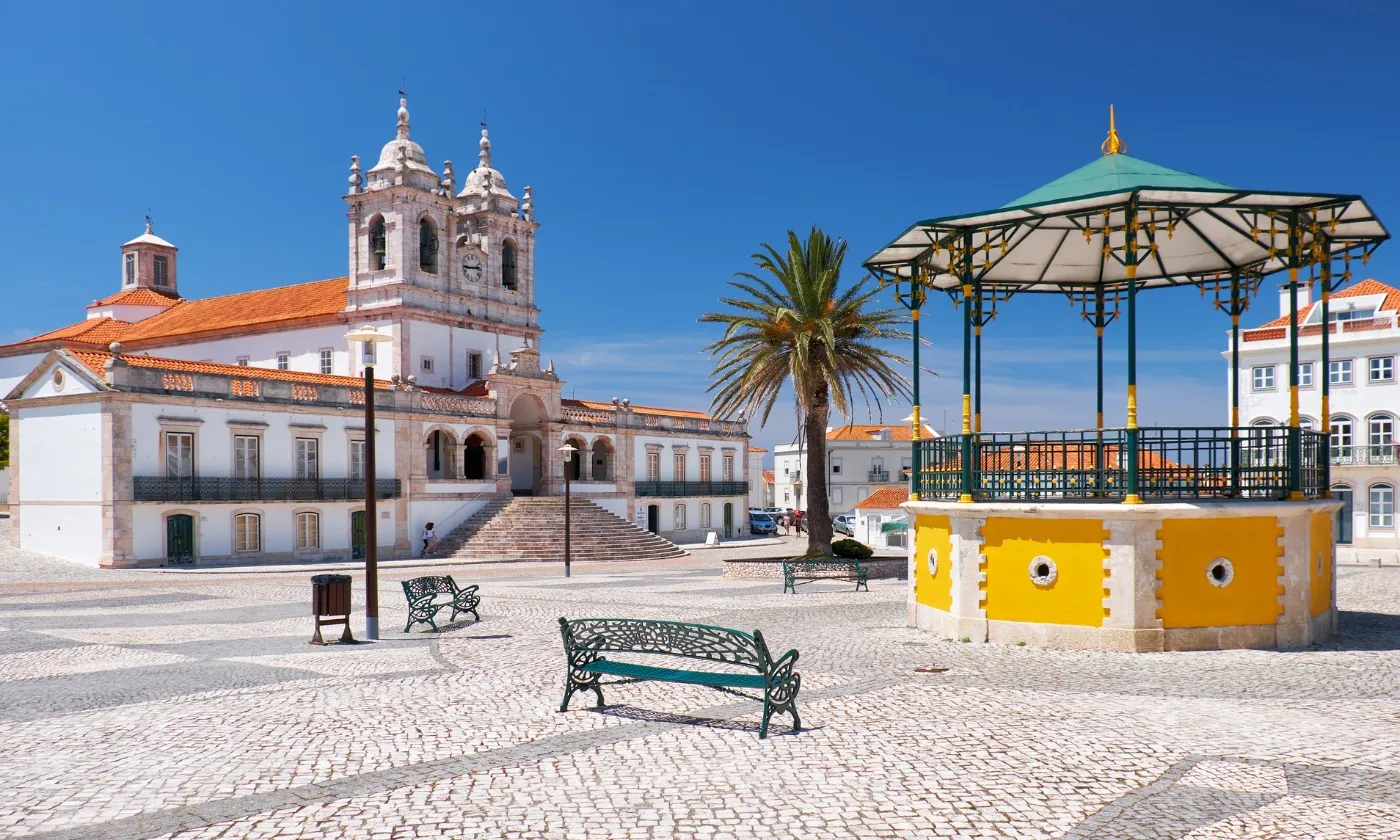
[428,496,687,563]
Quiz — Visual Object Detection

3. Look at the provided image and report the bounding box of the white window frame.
[646,452,660,482]
[349,439,367,481]
[1329,359,1353,386]
[467,351,483,380]
[722,455,734,481]
[421,355,435,374]
[1369,414,1394,447]
[699,453,712,483]
[673,452,686,481]
[831,456,843,475]
[164,432,195,479]
[1299,362,1314,388]
[1369,484,1394,529]
[1252,365,1275,391]
[296,512,321,549]
[233,435,260,480]
[1331,417,1353,453]
[319,349,334,375]
[832,487,843,505]
[673,503,686,530]
[295,438,319,480]
[1369,356,1395,383]
[236,356,250,367]
[153,254,169,287]
[234,513,261,553]
[276,351,290,371]
[124,252,136,285]
[700,503,711,529]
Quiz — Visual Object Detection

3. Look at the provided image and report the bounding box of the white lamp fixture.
[558,442,577,461]
[344,324,393,363]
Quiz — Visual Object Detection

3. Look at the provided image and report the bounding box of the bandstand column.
[959,233,975,503]
[910,294,922,502]
[1319,245,1332,498]
[1231,308,1242,495]
[974,281,983,434]
[1287,213,1303,499]
[1124,266,1141,504]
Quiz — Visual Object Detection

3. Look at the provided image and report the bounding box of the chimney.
[1279,283,1313,319]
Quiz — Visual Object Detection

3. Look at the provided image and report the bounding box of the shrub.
[831,538,872,560]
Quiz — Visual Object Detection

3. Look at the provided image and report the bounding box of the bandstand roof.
[864,112,1389,294]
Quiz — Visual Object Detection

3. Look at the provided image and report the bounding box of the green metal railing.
[913,427,1328,502]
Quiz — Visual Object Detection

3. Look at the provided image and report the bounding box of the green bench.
[557,617,802,739]
[782,558,869,594]
[401,575,481,632]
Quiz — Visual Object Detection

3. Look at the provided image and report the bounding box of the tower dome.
[458,127,516,201]
[366,97,439,190]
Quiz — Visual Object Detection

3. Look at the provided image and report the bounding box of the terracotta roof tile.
[91,288,182,307]
[563,398,713,420]
[748,445,767,453]
[420,380,491,397]
[826,424,934,442]
[1243,278,1400,339]
[19,318,137,347]
[67,351,395,390]
[856,487,910,509]
[116,277,349,344]
[762,469,775,483]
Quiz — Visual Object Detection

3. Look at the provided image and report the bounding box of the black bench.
[782,558,869,594]
[557,617,802,739]
[401,575,481,632]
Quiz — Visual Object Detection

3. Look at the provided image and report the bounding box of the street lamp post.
[344,325,394,640]
[558,442,577,578]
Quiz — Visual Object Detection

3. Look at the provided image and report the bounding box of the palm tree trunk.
[804,378,833,555]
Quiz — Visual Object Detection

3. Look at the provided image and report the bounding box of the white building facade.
[772,423,933,514]
[1,98,750,566]
[1232,278,1400,564]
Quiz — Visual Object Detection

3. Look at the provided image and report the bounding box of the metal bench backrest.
[787,560,863,572]
[561,618,771,671]
[402,575,454,600]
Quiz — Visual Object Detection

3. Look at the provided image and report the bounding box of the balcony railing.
[914,427,1328,502]
[633,481,749,498]
[1332,444,1398,466]
[868,469,890,483]
[787,470,802,483]
[134,477,402,503]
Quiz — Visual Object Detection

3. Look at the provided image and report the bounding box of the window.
[233,435,260,480]
[1333,307,1377,322]
[316,349,332,375]
[699,454,712,482]
[419,217,438,273]
[1252,366,1275,390]
[1331,417,1353,455]
[295,438,319,480]
[276,352,290,371]
[901,457,912,478]
[502,241,518,290]
[236,356,249,367]
[673,504,686,530]
[153,255,169,287]
[831,456,842,475]
[349,439,366,481]
[421,356,434,373]
[1369,356,1395,383]
[646,452,660,482]
[1369,414,1394,447]
[1299,363,1314,388]
[700,503,711,528]
[369,216,386,271]
[674,453,687,480]
[234,514,261,552]
[722,455,734,481]
[832,487,843,505]
[164,432,194,479]
[124,252,135,285]
[296,512,321,549]
[1329,359,1353,385]
[1370,484,1394,528]
[468,352,483,380]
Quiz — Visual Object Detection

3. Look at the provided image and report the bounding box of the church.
[0,99,753,567]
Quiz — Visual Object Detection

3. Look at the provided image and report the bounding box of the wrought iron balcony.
[868,469,890,483]
[912,427,1328,503]
[1331,445,1398,466]
[133,477,401,503]
[786,470,802,483]
[633,480,750,498]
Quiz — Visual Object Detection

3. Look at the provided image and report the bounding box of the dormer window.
[124,253,135,285]
[369,216,387,271]
[153,255,169,287]
[419,217,438,273]
[502,241,518,290]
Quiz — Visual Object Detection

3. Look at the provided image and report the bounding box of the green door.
[351,510,367,560]
[166,514,194,566]
[722,503,733,538]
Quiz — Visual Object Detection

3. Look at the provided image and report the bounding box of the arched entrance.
[646,504,660,534]
[590,438,613,481]
[463,433,489,480]
[425,429,456,479]
[509,395,547,496]
[564,436,587,482]
[723,502,733,538]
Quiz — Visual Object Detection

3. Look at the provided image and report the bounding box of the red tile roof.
[116,277,349,343]
[827,424,934,442]
[1243,278,1400,341]
[19,318,137,347]
[563,398,713,420]
[761,469,775,484]
[68,350,395,390]
[92,288,182,308]
[420,380,491,397]
[748,445,767,453]
[856,487,909,509]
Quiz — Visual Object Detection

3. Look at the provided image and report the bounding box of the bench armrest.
[766,648,799,687]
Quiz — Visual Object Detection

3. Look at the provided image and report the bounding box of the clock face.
[461,253,483,282]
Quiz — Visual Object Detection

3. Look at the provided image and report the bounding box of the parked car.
[833,514,855,536]
[748,510,778,535]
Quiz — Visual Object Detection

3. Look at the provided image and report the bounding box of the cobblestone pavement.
[2,530,1399,839]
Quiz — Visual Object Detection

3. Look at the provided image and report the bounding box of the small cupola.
[120,216,179,295]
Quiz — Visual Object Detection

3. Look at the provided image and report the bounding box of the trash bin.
[310,573,355,645]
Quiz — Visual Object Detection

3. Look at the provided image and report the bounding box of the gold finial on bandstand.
[1101,104,1126,155]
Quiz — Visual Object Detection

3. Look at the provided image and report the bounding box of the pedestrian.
[795,511,803,536]
[422,522,439,555]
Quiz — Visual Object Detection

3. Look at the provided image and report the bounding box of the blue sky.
[4,1,1399,457]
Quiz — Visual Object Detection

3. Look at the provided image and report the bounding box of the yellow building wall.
[981,518,1108,627]
[1156,517,1282,628]
[1309,511,1333,618]
[914,514,953,611]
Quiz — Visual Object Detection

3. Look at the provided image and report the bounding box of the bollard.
[310,573,355,645]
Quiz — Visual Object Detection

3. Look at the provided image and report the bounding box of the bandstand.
[865,110,1389,651]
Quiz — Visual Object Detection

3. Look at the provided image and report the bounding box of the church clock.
[460,253,483,282]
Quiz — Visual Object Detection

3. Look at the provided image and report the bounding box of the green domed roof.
[1004,152,1233,208]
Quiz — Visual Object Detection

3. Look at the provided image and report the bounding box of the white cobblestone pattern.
[1,518,1398,839]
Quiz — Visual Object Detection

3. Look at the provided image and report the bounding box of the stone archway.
[590,437,614,481]
[424,427,458,480]
[463,432,491,481]
[508,395,548,495]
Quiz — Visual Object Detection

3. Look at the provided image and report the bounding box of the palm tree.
[701,227,910,556]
